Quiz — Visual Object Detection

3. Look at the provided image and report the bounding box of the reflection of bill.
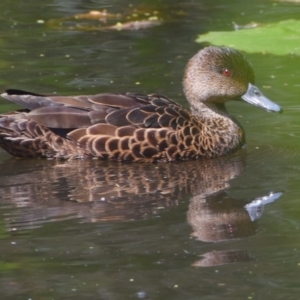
[245,192,282,221]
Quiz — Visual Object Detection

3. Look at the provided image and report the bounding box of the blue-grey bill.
[241,83,282,113]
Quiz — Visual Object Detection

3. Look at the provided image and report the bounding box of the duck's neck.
[190,102,230,119]
[190,101,245,156]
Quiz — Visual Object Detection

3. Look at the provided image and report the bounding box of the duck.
[0,46,281,162]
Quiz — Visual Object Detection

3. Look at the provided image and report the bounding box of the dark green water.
[0,0,300,299]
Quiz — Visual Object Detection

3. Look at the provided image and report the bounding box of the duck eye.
[222,69,232,77]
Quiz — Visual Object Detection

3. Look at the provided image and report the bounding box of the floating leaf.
[196,19,300,55]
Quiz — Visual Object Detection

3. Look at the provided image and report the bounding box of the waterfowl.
[0,46,281,162]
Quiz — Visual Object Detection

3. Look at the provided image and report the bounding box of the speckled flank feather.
[0,46,279,162]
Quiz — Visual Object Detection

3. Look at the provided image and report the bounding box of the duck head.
[183,46,282,113]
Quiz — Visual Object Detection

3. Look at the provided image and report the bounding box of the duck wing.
[1,90,188,131]
[0,90,195,161]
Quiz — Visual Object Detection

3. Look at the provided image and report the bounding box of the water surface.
[0,0,300,299]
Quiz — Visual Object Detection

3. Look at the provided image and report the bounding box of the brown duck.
[0,46,281,162]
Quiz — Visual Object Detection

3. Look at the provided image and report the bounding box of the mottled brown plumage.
[0,46,281,161]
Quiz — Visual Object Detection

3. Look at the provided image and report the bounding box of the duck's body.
[0,46,281,162]
[0,92,243,161]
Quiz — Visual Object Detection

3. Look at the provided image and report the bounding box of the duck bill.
[241,83,282,113]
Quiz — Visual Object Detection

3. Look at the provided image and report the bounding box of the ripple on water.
[245,142,300,165]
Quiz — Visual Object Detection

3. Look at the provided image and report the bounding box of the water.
[0,0,300,299]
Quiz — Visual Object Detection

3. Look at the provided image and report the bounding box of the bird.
[0,46,281,162]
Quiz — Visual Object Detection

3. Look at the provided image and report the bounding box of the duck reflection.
[0,154,281,266]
